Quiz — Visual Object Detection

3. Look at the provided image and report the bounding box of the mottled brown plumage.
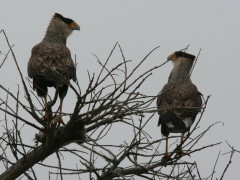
[157,51,202,159]
[28,42,76,93]
[28,13,80,125]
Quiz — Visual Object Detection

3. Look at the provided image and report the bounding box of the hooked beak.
[167,53,177,61]
[74,23,80,31]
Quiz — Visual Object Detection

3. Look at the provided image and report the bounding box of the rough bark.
[0,123,86,180]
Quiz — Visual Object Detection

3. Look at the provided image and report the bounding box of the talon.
[52,115,65,127]
[161,153,171,162]
[176,149,190,157]
[41,113,49,121]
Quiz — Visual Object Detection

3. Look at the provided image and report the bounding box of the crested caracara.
[28,13,80,125]
[157,51,202,160]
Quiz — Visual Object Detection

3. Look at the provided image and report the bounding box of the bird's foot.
[51,115,66,127]
[41,113,49,121]
[176,149,190,157]
[161,153,171,162]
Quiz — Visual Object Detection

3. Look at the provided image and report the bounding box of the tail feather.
[158,115,162,126]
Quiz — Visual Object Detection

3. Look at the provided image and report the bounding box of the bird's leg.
[176,133,189,157]
[41,95,49,121]
[161,135,171,162]
[166,135,169,155]
[180,133,184,147]
[53,97,65,127]
[178,133,184,154]
[58,97,66,126]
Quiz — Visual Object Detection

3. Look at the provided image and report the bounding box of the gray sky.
[1,0,240,179]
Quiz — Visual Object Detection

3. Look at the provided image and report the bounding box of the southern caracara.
[28,13,80,125]
[157,51,202,160]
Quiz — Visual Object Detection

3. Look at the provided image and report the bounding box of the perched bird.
[28,13,80,125]
[157,51,202,160]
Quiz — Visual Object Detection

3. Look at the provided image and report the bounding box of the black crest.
[54,13,74,25]
[175,51,196,60]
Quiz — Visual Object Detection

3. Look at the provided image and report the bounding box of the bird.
[28,13,80,126]
[157,51,202,160]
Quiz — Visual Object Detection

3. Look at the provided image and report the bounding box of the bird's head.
[51,13,80,40]
[167,51,195,62]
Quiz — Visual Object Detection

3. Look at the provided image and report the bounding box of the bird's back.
[157,82,202,134]
[28,42,76,87]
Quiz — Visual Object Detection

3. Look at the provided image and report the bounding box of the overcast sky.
[1,0,240,179]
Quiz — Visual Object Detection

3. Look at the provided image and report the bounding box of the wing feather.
[157,82,202,125]
[28,42,76,85]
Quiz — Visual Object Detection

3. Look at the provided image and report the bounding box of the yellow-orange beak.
[167,53,177,61]
[70,22,80,31]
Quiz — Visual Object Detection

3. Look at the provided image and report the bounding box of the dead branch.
[0,30,235,180]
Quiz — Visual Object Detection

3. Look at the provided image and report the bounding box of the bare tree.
[0,30,237,180]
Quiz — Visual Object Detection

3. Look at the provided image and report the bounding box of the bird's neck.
[42,18,68,45]
[168,59,193,85]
